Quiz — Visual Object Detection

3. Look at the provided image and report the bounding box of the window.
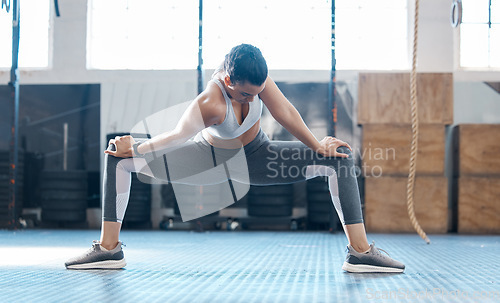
[335,0,409,70]
[88,0,408,71]
[460,0,500,68]
[87,0,199,70]
[203,0,331,70]
[0,0,50,69]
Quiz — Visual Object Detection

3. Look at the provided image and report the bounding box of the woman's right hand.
[104,135,136,158]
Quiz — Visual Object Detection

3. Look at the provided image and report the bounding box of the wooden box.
[458,177,500,233]
[358,73,453,124]
[361,124,445,176]
[455,124,500,177]
[364,176,448,233]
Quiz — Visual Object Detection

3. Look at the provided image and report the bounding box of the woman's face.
[224,75,266,104]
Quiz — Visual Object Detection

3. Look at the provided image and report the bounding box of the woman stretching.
[65,44,405,273]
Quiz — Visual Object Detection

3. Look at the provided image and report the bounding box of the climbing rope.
[407,0,430,244]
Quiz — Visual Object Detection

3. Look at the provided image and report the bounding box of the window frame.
[334,0,412,71]
[456,0,500,71]
[0,0,53,70]
[86,0,200,71]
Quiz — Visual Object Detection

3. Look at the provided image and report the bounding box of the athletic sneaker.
[342,241,405,273]
[65,240,127,270]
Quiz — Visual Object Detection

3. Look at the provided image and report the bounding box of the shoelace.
[371,241,391,258]
[84,240,100,256]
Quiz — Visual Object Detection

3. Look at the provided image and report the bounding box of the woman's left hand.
[104,135,136,158]
[315,136,352,158]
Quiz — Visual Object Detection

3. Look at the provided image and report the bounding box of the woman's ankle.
[100,241,119,251]
[100,221,122,250]
[351,243,371,254]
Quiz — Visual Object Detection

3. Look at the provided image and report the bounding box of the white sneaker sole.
[342,261,404,273]
[66,258,127,270]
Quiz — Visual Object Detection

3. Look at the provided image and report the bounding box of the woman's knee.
[333,146,358,178]
[305,164,335,178]
[332,146,354,167]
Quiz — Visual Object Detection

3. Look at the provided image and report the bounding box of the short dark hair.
[224,44,268,86]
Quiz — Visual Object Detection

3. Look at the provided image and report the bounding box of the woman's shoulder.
[201,79,225,103]
[196,81,227,125]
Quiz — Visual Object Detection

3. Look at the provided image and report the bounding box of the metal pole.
[197,0,204,94]
[327,0,338,233]
[63,123,68,171]
[196,1,205,231]
[328,0,336,138]
[8,0,21,230]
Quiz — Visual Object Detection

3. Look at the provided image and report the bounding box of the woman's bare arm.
[260,76,351,157]
[259,77,322,150]
[105,94,220,158]
[137,96,220,155]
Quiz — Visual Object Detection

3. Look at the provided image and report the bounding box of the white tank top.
[205,79,263,139]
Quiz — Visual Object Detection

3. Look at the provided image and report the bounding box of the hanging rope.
[407,0,430,244]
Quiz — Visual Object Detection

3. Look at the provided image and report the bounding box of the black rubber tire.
[0,193,24,202]
[307,212,330,222]
[42,210,86,222]
[247,195,292,206]
[174,201,181,216]
[87,171,101,208]
[125,204,151,222]
[40,170,88,223]
[0,151,25,223]
[41,190,87,201]
[247,184,294,217]
[170,184,220,217]
[248,184,293,196]
[173,200,220,217]
[39,180,86,190]
[0,150,25,162]
[306,181,329,192]
[307,177,339,229]
[123,174,151,223]
[41,199,88,211]
[307,192,331,202]
[128,194,151,202]
[0,174,24,182]
[161,184,177,208]
[0,186,24,196]
[247,205,293,217]
[308,202,331,214]
[40,170,87,180]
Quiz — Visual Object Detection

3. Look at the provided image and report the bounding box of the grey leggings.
[103,128,363,225]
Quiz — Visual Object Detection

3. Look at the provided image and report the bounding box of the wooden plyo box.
[458,177,500,234]
[361,124,445,176]
[364,176,448,233]
[358,73,453,125]
[455,124,500,177]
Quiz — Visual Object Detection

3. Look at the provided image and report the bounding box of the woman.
[65,44,404,273]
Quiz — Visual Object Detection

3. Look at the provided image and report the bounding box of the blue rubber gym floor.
[0,230,498,302]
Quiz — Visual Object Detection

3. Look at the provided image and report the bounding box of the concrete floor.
[0,230,499,302]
